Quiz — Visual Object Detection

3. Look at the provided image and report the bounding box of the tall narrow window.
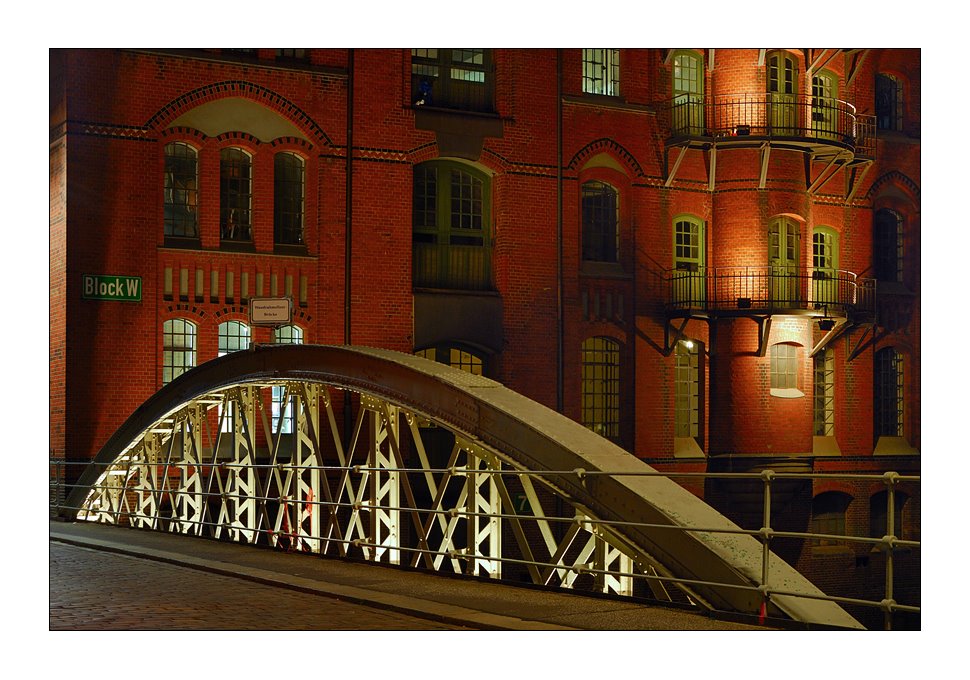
[770,343,800,395]
[672,51,704,135]
[218,321,252,432]
[164,143,199,239]
[876,73,903,131]
[412,161,491,290]
[274,153,305,246]
[813,349,835,436]
[162,319,196,385]
[271,325,304,434]
[812,226,838,306]
[220,148,252,242]
[582,49,620,96]
[674,340,700,440]
[811,70,838,137]
[874,209,903,283]
[874,347,904,438]
[581,337,620,440]
[410,49,493,112]
[767,51,798,133]
[581,181,619,263]
[672,217,705,306]
[769,217,800,304]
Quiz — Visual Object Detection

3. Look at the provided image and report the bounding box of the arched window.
[582,49,620,96]
[412,161,491,290]
[876,73,903,131]
[581,181,619,263]
[218,320,251,432]
[874,209,903,283]
[770,342,802,397]
[162,319,196,385]
[671,50,704,135]
[220,148,253,242]
[164,142,199,239]
[274,153,305,246]
[811,492,852,546]
[874,347,904,438]
[581,337,620,440]
[271,325,304,434]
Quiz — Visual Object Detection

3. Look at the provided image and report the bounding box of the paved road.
[50,542,467,630]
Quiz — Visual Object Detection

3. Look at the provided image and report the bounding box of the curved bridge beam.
[65,344,862,629]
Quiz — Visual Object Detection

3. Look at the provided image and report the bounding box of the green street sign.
[82,274,142,302]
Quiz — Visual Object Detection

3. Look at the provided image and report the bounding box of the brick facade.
[50,48,920,625]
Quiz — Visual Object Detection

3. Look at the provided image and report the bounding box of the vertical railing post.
[883,471,899,630]
[760,470,775,617]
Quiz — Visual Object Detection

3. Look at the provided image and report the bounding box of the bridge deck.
[50,520,771,631]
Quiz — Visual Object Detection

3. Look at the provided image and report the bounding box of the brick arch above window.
[147,82,333,146]
[567,138,645,178]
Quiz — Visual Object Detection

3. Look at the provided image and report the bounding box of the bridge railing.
[51,438,919,630]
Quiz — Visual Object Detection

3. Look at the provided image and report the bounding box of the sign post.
[249,297,293,327]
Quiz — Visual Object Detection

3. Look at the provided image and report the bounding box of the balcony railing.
[661,94,874,156]
[413,242,492,291]
[666,266,876,317]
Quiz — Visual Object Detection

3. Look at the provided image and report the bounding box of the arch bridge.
[61,345,865,629]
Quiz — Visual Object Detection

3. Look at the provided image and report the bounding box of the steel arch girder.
[66,344,862,629]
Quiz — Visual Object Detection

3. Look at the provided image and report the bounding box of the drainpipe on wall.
[344,48,354,347]
[556,48,564,414]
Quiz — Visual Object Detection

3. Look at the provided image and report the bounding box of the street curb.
[50,530,577,631]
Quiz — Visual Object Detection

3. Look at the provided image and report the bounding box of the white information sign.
[249,297,293,326]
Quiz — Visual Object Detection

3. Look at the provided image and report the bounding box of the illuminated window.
[811,70,838,136]
[274,153,305,246]
[410,49,493,112]
[582,181,619,263]
[582,49,620,96]
[770,343,799,392]
[874,347,904,438]
[813,349,835,436]
[812,226,838,305]
[874,209,903,283]
[876,73,903,131]
[271,325,304,434]
[581,337,620,440]
[220,148,252,242]
[412,161,491,290]
[767,51,798,133]
[671,50,704,135]
[218,321,251,431]
[416,345,485,376]
[811,492,851,546]
[162,319,196,385]
[164,143,199,239]
[672,216,705,306]
[674,341,700,440]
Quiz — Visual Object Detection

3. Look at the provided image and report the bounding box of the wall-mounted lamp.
[818,318,835,331]
[681,339,695,350]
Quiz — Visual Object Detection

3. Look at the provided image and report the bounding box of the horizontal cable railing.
[666,265,876,317]
[51,455,919,630]
[661,93,864,150]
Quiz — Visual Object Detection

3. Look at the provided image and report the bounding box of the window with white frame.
[813,349,835,436]
[218,321,251,431]
[581,337,620,440]
[162,318,196,385]
[674,340,701,441]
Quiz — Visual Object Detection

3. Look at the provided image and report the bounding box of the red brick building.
[49,48,920,624]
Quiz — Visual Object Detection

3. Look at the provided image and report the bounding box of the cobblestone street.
[49,542,466,630]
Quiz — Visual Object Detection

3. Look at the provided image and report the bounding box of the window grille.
[674,342,700,439]
[770,343,798,390]
[582,181,619,263]
[274,153,305,245]
[582,49,620,96]
[162,319,196,385]
[218,321,251,432]
[164,143,199,239]
[811,492,851,546]
[410,49,492,111]
[271,325,304,434]
[876,73,903,131]
[874,347,904,437]
[813,349,835,436]
[581,337,620,440]
[220,148,252,242]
